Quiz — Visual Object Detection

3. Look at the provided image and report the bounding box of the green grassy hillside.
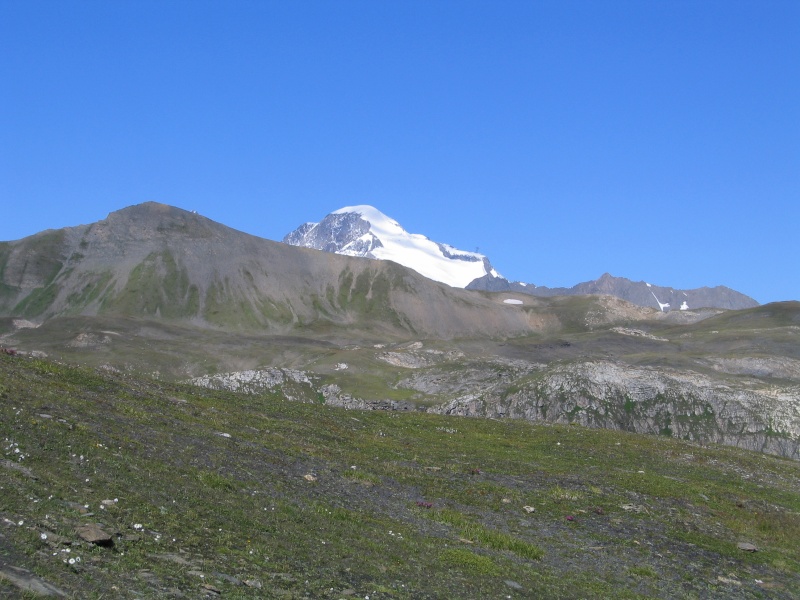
[1,353,799,598]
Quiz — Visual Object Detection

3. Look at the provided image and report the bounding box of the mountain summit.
[283,205,500,288]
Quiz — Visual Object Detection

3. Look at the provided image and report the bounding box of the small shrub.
[429,508,544,560]
[629,565,658,578]
[343,469,381,486]
[549,485,584,503]
[196,470,237,491]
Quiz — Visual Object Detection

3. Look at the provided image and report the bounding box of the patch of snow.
[649,289,670,312]
[503,299,524,305]
[680,301,689,311]
[646,283,652,287]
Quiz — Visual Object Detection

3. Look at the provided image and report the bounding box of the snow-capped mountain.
[283,206,500,288]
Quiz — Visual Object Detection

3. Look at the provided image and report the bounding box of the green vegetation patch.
[13,282,61,318]
[439,548,501,575]
[64,271,115,314]
[101,251,200,319]
[427,507,544,560]
[335,267,409,331]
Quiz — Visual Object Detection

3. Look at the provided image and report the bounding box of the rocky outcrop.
[321,384,415,411]
[701,356,800,380]
[430,361,800,459]
[188,368,317,402]
[187,354,800,459]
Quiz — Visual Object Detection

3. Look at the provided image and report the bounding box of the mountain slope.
[2,353,799,599]
[468,272,759,311]
[283,205,499,288]
[0,202,538,339]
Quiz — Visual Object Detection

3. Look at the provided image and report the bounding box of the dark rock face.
[468,272,759,311]
[436,243,481,262]
[283,213,380,255]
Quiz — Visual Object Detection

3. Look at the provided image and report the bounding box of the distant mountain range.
[467,272,758,311]
[284,206,759,311]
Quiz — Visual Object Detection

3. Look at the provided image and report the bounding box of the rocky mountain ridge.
[468,272,759,311]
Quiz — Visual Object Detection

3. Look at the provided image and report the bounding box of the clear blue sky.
[2,1,798,304]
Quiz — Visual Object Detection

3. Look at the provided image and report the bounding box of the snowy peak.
[283,205,499,288]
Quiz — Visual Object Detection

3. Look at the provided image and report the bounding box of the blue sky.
[2,1,798,304]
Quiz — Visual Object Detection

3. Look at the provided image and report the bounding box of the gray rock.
[737,542,758,552]
[212,572,242,585]
[200,582,221,595]
[0,459,38,480]
[74,523,113,546]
